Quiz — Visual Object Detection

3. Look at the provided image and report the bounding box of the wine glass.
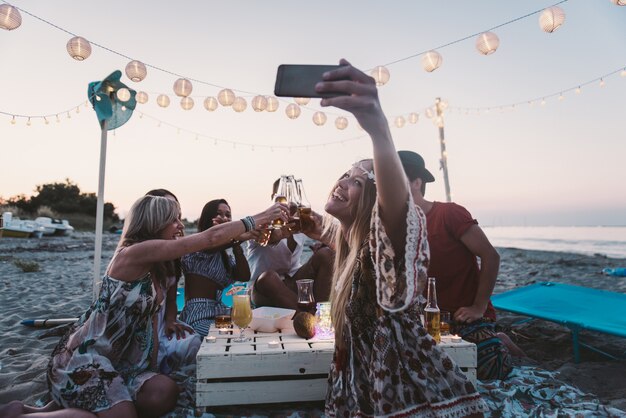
[231,288,252,342]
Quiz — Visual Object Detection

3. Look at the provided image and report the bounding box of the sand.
[1,233,625,415]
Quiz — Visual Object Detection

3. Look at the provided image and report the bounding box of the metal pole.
[93,119,107,300]
[435,97,451,202]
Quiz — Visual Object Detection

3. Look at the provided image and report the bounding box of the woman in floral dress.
[313,60,488,417]
[3,195,288,418]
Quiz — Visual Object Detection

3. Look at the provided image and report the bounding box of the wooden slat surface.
[196,328,477,406]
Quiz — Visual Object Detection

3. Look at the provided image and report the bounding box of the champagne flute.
[231,288,252,342]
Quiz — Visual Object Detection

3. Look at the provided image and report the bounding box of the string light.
[26,117,31,126]
[1,1,572,103]
[10,115,16,124]
[449,65,623,116]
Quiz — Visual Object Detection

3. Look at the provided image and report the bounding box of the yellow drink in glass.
[231,294,252,342]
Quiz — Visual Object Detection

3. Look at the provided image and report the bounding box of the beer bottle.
[425,277,441,343]
[295,179,314,232]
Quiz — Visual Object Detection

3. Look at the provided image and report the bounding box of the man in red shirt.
[398,150,523,380]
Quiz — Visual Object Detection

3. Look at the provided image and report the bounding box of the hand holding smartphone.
[274,64,347,98]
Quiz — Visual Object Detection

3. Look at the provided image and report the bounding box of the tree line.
[1,179,119,222]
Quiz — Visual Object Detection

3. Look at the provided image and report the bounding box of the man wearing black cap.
[398,150,522,380]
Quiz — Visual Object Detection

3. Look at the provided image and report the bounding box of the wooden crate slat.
[197,378,328,406]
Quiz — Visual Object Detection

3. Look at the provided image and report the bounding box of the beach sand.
[1,233,625,414]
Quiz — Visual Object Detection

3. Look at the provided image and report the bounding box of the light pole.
[88,71,136,300]
[435,97,452,202]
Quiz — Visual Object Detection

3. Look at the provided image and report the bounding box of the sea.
[482,226,626,259]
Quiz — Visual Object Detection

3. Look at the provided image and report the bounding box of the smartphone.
[274,64,345,98]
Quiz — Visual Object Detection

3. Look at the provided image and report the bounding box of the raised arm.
[317,59,410,251]
[111,203,288,280]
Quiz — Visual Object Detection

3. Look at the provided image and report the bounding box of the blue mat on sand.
[492,282,626,362]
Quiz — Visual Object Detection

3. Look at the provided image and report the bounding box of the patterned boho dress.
[325,200,488,417]
[47,272,191,412]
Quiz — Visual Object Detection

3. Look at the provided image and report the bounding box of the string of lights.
[134,111,369,151]
[1,0,574,101]
[2,63,624,135]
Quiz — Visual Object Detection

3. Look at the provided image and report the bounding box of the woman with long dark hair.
[179,199,255,337]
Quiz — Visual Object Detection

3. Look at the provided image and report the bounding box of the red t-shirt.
[425,202,496,320]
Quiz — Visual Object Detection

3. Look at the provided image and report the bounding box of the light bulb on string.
[76,106,80,114]
[56,114,60,123]
[0,4,22,30]
[541,98,546,106]
[204,97,218,111]
[266,96,279,112]
[180,96,194,110]
[251,95,267,112]
[218,89,235,106]
[575,86,581,94]
[66,36,92,60]
[44,117,49,125]
[173,78,193,97]
[67,111,71,119]
[294,97,310,106]
[313,111,327,126]
[10,115,16,125]
[285,103,301,119]
[559,94,564,101]
[335,117,348,130]
[136,92,149,104]
[116,88,131,102]
[370,66,390,86]
[539,6,565,33]
[621,68,626,77]
[599,78,605,87]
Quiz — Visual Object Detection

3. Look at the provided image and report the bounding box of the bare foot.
[497,332,526,357]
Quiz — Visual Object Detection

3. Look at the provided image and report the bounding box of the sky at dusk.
[1,0,625,226]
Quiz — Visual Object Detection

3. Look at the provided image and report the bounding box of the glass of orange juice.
[231,288,252,342]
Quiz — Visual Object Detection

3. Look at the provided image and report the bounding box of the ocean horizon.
[483,226,626,259]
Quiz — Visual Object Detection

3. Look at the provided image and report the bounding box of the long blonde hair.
[120,195,180,285]
[328,168,377,349]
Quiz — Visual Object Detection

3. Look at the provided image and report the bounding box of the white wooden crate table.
[196,327,334,407]
[196,329,477,407]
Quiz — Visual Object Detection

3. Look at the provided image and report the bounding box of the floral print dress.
[47,273,162,412]
[325,199,488,417]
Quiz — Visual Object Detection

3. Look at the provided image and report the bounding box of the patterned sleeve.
[370,193,430,312]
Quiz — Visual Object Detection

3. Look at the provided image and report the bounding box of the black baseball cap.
[398,150,435,183]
